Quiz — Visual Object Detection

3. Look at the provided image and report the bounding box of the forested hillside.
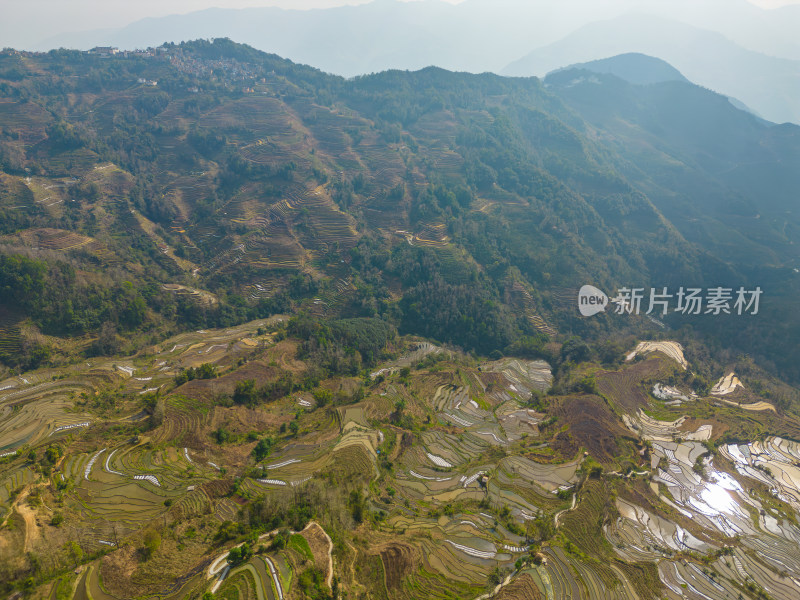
[0,38,798,381]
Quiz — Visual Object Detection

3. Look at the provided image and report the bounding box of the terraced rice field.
[370,342,449,379]
[299,106,367,171]
[0,172,36,209]
[215,562,269,600]
[652,383,696,405]
[711,372,743,396]
[480,358,553,397]
[195,98,312,174]
[0,462,35,520]
[55,440,220,549]
[0,380,96,452]
[8,228,94,251]
[626,341,688,369]
[210,181,358,272]
[413,223,449,247]
[239,227,305,271]
[164,173,216,207]
[310,278,355,317]
[2,313,799,600]
[612,393,800,599]
[41,148,100,176]
[721,437,800,511]
[0,307,22,359]
[162,284,219,306]
[287,185,358,251]
[507,281,557,337]
[0,99,50,144]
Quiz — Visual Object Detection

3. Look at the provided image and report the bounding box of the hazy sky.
[1,1,447,49]
[2,0,799,50]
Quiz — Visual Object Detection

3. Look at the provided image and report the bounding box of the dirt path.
[278,351,302,372]
[300,522,334,588]
[474,572,515,600]
[554,493,577,528]
[14,490,41,552]
[322,529,334,589]
[207,521,334,592]
[345,541,364,597]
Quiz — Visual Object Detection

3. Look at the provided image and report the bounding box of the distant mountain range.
[543,58,800,268]
[32,0,800,125]
[504,14,800,125]
[36,2,535,75]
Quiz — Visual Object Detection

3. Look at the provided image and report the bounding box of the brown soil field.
[0,512,26,576]
[495,574,543,600]
[551,395,634,465]
[177,361,283,400]
[17,498,41,552]
[210,404,286,436]
[679,417,730,440]
[262,340,306,373]
[596,356,674,412]
[379,542,415,590]
[99,545,139,596]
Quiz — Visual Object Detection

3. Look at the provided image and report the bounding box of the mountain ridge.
[504,13,800,124]
[32,3,800,125]
[548,53,690,85]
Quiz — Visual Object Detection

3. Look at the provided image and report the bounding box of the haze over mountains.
[505,14,800,125]
[23,0,800,125]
